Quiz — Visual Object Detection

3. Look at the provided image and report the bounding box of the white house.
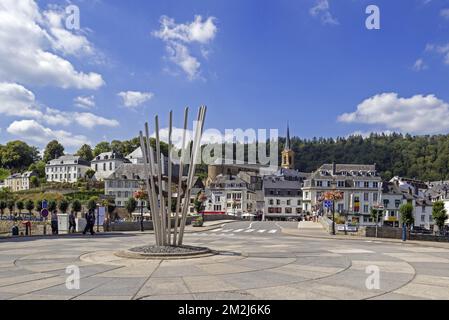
[45,155,91,183]
[5,171,38,192]
[91,152,128,181]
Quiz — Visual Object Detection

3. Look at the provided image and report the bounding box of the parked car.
[411,226,432,234]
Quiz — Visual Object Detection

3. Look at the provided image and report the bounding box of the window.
[373,182,379,188]
[338,181,345,188]
[269,199,274,205]
[337,204,344,212]
[395,200,401,208]
[355,181,361,187]
[297,200,301,206]
[421,215,425,222]
[227,194,232,200]
[373,193,378,202]
[364,193,369,201]
[95,164,98,171]
[215,196,221,202]
[109,162,113,170]
[364,205,369,213]
[276,199,281,205]
[364,182,369,188]
[103,163,106,171]
[285,208,292,214]
[287,200,291,206]
[214,205,221,211]
[327,181,331,187]
[422,206,426,213]
[317,181,323,187]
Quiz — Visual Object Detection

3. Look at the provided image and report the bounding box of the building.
[5,171,38,192]
[45,155,91,183]
[381,181,404,227]
[125,147,144,164]
[302,163,382,226]
[104,163,147,208]
[263,176,301,220]
[204,173,257,217]
[91,152,128,181]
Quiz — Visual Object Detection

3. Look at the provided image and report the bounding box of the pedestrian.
[69,211,76,233]
[50,210,58,235]
[83,209,96,235]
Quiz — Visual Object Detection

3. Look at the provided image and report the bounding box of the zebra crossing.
[194,228,279,237]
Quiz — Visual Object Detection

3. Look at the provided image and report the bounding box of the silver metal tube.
[173,107,189,245]
[155,115,167,246]
[167,111,173,245]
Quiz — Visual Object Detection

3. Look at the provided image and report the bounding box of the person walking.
[69,211,76,233]
[83,210,96,235]
[50,210,58,235]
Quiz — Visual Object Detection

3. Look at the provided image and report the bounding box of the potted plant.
[192,215,204,227]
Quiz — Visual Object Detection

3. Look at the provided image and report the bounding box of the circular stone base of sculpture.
[115,245,215,260]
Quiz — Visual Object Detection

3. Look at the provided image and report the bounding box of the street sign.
[41,209,49,218]
[42,200,48,209]
[324,200,333,208]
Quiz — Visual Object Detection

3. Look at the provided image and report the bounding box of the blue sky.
[1,0,449,152]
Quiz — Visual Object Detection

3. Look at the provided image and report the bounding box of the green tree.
[0,141,39,171]
[0,187,12,201]
[35,200,43,213]
[76,144,94,162]
[58,199,70,213]
[30,176,40,188]
[0,168,10,181]
[7,200,15,215]
[87,197,98,212]
[125,197,137,217]
[16,200,24,216]
[85,169,96,180]
[25,199,34,217]
[432,201,448,235]
[48,200,57,212]
[43,140,65,163]
[0,200,6,218]
[71,199,82,215]
[28,161,46,179]
[93,142,111,157]
[399,203,414,228]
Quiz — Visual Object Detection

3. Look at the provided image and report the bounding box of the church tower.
[281,124,295,170]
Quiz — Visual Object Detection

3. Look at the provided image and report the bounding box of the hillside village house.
[301,163,383,226]
[91,152,128,181]
[263,169,309,221]
[5,171,38,192]
[45,155,91,183]
[205,173,257,217]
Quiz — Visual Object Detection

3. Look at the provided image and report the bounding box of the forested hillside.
[2,132,449,182]
[285,133,449,181]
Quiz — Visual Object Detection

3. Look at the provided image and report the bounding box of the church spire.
[285,122,291,151]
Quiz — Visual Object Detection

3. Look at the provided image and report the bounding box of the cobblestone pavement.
[0,221,449,300]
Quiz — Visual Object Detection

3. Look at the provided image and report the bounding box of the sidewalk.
[280,222,449,250]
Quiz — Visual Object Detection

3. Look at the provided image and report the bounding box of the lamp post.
[331,179,337,236]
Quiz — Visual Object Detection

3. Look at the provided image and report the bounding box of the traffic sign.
[42,200,48,209]
[324,200,333,208]
[41,209,49,218]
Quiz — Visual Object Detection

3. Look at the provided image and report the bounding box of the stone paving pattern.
[0,221,448,300]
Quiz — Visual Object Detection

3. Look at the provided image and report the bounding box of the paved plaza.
[0,221,449,300]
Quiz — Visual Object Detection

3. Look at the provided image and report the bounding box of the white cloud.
[153,15,217,79]
[412,58,428,71]
[0,82,43,118]
[118,91,154,108]
[441,8,449,19]
[338,93,449,135]
[153,15,217,44]
[166,42,201,80]
[0,0,104,89]
[310,0,339,26]
[74,95,95,109]
[0,82,118,129]
[7,120,90,147]
[426,43,449,65]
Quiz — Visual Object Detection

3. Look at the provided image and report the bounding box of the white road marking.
[222,229,233,233]
[245,229,255,233]
[258,230,266,233]
[268,230,278,234]
[209,229,222,233]
[234,229,244,233]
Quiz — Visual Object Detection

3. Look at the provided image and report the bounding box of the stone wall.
[109,216,195,232]
[203,215,242,222]
[366,226,449,242]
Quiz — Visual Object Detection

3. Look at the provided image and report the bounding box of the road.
[0,220,448,300]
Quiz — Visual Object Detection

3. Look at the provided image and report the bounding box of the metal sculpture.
[139,106,207,246]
